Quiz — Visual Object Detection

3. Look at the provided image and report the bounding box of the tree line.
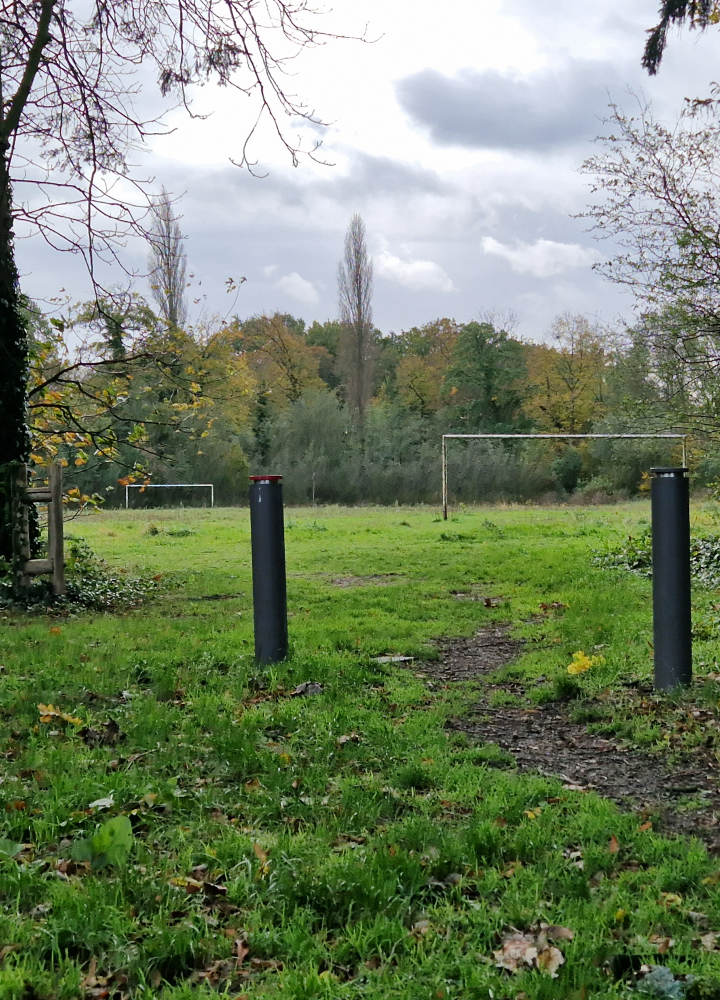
[23,203,712,509]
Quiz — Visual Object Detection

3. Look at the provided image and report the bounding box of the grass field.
[3,501,720,998]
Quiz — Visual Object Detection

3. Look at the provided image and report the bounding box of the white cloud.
[276,271,320,305]
[375,250,456,291]
[481,237,600,278]
[262,264,279,277]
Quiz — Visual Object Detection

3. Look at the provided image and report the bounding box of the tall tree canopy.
[643,1,720,74]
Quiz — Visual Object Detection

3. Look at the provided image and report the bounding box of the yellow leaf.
[615,909,629,922]
[659,892,683,909]
[567,650,605,675]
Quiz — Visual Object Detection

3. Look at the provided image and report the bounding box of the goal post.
[441,433,688,519]
[124,483,215,509]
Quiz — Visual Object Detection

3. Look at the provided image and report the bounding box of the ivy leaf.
[71,815,133,870]
[0,838,24,858]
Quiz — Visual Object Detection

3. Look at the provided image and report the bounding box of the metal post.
[49,462,65,596]
[442,436,448,520]
[651,467,692,690]
[249,475,288,665]
[210,484,214,508]
[125,484,129,509]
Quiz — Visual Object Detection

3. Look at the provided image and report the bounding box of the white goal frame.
[441,433,687,519]
[124,482,214,509]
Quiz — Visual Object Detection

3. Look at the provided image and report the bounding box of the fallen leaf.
[290,682,324,697]
[701,932,719,951]
[544,925,574,941]
[0,944,22,964]
[648,935,675,954]
[37,703,83,725]
[494,935,538,972]
[250,957,283,971]
[168,876,204,894]
[659,892,683,909]
[235,938,249,965]
[88,794,114,811]
[567,650,604,675]
[638,821,653,832]
[608,835,620,854]
[536,946,565,977]
[501,861,523,878]
[252,843,267,863]
[336,733,361,747]
[49,627,62,636]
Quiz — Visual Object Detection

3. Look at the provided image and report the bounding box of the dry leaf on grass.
[567,651,604,675]
[37,703,83,725]
[493,925,572,978]
[536,946,565,976]
[494,935,537,972]
[608,835,620,853]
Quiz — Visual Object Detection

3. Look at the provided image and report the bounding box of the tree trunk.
[0,141,32,563]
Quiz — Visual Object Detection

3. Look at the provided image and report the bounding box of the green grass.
[2,502,720,998]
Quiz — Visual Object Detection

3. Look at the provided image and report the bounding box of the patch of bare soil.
[418,627,720,850]
[428,628,525,682]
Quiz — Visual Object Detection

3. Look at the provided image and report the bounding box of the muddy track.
[415,627,720,850]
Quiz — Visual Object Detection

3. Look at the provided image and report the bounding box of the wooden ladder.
[12,462,66,596]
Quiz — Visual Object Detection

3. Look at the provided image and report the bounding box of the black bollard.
[650,467,692,690]
[249,475,288,665]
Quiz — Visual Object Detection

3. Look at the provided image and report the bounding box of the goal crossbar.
[441,433,687,519]
[124,483,214,508]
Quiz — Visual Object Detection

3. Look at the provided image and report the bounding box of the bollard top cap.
[249,474,282,482]
[650,467,688,476]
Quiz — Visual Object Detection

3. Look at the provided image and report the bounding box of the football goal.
[441,433,688,519]
[124,483,214,509]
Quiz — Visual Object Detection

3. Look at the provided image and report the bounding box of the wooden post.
[49,463,65,595]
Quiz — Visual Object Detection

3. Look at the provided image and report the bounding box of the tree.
[148,190,188,330]
[445,320,527,430]
[233,314,328,405]
[395,319,460,416]
[643,1,720,75]
[581,96,720,409]
[0,0,342,560]
[337,214,375,425]
[524,314,609,433]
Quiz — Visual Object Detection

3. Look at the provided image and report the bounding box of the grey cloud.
[395,60,630,152]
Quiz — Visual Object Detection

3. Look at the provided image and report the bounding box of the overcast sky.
[16,0,720,342]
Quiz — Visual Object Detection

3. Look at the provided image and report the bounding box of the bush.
[0,536,159,611]
[593,530,720,589]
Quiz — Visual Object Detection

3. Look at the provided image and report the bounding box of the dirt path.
[416,628,720,850]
